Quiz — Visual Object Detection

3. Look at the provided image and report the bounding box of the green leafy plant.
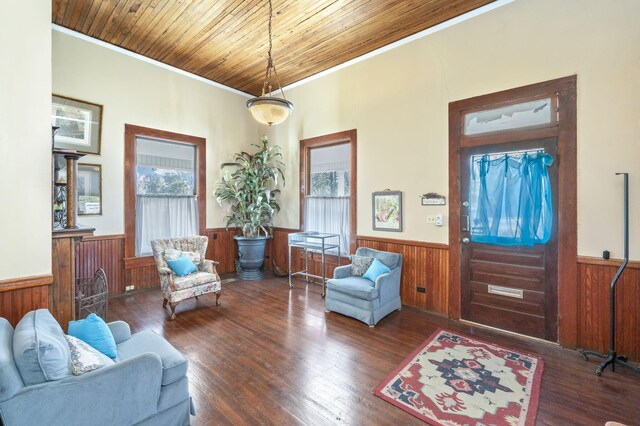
[214,136,285,237]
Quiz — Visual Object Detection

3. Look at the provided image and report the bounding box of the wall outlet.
[426,215,437,224]
[125,285,135,291]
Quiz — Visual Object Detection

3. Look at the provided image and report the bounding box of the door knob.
[462,237,470,244]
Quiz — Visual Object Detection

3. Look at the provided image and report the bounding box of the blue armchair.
[0,309,194,425]
[325,247,403,327]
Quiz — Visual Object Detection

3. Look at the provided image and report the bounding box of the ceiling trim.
[282,0,514,92]
[52,24,253,98]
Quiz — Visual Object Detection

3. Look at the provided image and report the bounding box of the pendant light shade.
[247,96,293,126]
[247,0,293,126]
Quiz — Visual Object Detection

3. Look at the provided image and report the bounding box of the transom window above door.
[463,97,556,136]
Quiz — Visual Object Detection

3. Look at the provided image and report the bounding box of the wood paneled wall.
[0,275,52,326]
[204,228,242,274]
[577,257,640,362]
[356,236,449,315]
[74,229,243,297]
[75,235,125,294]
[265,230,449,315]
[72,231,639,361]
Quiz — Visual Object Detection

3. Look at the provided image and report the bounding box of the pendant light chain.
[268,0,273,67]
[247,0,293,126]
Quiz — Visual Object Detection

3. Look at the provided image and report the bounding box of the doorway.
[449,77,577,345]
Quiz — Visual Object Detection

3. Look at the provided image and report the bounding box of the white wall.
[0,1,52,280]
[52,31,260,235]
[273,0,640,260]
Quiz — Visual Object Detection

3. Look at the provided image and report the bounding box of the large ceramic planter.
[234,235,269,280]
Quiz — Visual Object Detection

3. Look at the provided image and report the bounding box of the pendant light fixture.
[246,0,293,126]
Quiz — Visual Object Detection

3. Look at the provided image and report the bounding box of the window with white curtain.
[304,144,351,252]
[135,137,199,256]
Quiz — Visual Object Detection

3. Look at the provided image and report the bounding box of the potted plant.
[214,135,285,280]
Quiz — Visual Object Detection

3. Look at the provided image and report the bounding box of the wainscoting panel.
[356,236,450,315]
[205,228,241,274]
[75,230,241,297]
[71,232,639,360]
[127,264,161,291]
[266,227,298,272]
[0,275,52,326]
[263,231,450,314]
[577,257,640,362]
[75,235,125,295]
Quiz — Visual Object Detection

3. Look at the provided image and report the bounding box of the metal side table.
[288,232,341,297]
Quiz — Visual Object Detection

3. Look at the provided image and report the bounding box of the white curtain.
[304,196,350,254]
[136,195,199,256]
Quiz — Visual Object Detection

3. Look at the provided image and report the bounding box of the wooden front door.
[460,138,558,341]
[449,76,577,347]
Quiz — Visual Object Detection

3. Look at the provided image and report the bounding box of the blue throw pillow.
[166,255,197,277]
[68,313,117,359]
[363,258,391,283]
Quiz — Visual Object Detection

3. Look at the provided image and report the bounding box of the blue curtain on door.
[469,151,554,246]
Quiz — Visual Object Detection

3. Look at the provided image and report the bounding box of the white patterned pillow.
[350,255,374,276]
[65,335,115,375]
[164,249,201,265]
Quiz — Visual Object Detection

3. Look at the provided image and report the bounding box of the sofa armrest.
[374,267,402,302]
[107,321,131,344]
[158,267,172,275]
[157,267,177,292]
[199,259,220,276]
[333,264,353,279]
[0,353,163,426]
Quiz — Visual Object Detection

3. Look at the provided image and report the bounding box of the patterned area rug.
[374,329,543,426]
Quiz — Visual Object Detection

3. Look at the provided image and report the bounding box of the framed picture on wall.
[372,191,402,232]
[51,95,102,155]
[78,163,102,215]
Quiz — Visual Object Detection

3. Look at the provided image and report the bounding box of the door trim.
[448,76,578,347]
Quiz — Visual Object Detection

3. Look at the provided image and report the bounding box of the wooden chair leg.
[169,302,178,320]
[215,291,222,306]
[162,298,168,308]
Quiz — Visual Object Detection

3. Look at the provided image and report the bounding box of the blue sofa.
[0,309,194,425]
[325,247,403,326]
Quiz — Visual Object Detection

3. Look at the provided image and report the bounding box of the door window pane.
[469,149,554,246]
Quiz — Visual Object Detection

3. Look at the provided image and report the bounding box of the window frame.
[124,124,206,268]
[300,129,357,255]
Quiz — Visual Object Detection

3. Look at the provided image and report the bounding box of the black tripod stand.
[579,173,640,376]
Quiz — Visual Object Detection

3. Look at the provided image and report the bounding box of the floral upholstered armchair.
[151,236,222,320]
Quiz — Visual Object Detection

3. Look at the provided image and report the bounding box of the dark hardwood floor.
[109,273,640,426]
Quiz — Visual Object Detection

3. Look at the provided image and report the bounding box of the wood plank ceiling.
[52,0,496,95]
